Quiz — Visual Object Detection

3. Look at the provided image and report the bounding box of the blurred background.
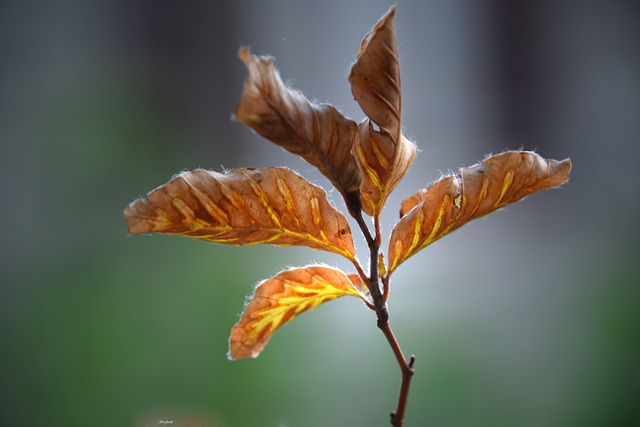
[1,0,639,426]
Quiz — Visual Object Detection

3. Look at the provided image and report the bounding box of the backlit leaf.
[124,167,356,261]
[349,6,417,217]
[353,120,417,217]
[235,47,361,200]
[347,272,370,297]
[228,266,364,359]
[388,151,572,273]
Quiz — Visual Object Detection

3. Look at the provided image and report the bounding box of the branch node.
[390,412,403,427]
[376,307,389,329]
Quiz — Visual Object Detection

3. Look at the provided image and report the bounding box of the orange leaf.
[347,272,370,296]
[235,47,361,200]
[388,151,572,273]
[124,167,356,261]
[353,120,417,217]
[228,266,364,359]
[349,6,417,217]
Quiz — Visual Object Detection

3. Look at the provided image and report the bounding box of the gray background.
[2,1,639,425]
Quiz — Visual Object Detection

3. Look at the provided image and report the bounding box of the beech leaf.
[349,6,417,217]
[124,167,356,261]
[228,265,364,359]
[353,120,417,217]
[388,151,572,273]
[235,47,361,200]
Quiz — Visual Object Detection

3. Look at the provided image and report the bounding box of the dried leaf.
[235,47,361,199]
[353,120,417,216]
[124,167,356,261]
[388,151,572,273]
[349,6,417,217]
[228,266,363,359]
[350,6,401,136]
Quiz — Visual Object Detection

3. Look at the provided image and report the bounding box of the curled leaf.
[124,167,356,261]
[349,6,417,217]
[353,120,417,216]
[235,47,361,200]
[388,151,572,273]
[350,6,401,135]
[228,266,364,359]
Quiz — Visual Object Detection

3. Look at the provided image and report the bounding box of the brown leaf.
[124,167,356,261]
[388,151,572,273]
[235,47,361,199]
[349,6,417,217]
[353,120,417,216]
[350,6,401,135]
[228,266,364,359]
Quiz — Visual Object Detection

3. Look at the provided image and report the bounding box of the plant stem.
[380,321,415,427]
[350,205,415,426]
[382,275,390,301]
[351,259,370,290]
[352,209,384,308]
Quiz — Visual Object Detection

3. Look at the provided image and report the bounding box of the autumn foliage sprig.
[124,6,570,426]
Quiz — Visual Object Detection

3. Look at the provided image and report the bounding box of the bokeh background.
[2,1,639,426]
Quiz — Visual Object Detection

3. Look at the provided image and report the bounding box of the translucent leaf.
[353,120,417,217]
[235,47,361,200]
[124,167,356,261]
[228,266,364,359]
[388,151,572,273]
[348,6,417,217]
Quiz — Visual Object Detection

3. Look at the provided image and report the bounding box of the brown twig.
[351,208,384,308]
[349,202,414,426]
[382,275,390,301]
[380,321,415,426]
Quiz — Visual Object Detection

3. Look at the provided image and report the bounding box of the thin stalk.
[382,275,390,301]
[352,209,384,309]
[349,204,414,426]
[380,321,416,426]
[351,258,370,291]
[374,215,382,247]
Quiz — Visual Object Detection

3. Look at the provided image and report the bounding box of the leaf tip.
[228,323,264,360]
[123,199,151,235]
[544,156,572,189]
[557,158,572,181]
[227,343,260,361]
[376,5,397,29]
[238,46,251,64]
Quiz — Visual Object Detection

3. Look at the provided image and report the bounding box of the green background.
[2,1,639,426]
